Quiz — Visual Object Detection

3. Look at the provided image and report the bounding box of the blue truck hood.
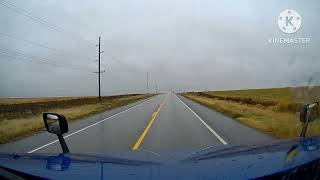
[1,137,320,179]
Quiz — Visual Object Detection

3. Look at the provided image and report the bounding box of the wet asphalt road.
[0,93,274,154]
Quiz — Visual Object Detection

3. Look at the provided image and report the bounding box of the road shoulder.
[177,94,275,145]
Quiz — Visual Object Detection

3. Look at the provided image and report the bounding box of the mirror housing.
[43,113,70,153]
[43,113,68,135]
[300,102,319,123]
[299,102,319,137]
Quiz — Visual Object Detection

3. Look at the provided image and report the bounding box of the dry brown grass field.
[181,86,320,139]
[0,94,151,144]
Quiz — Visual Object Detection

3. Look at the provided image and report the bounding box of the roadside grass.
[0,94,145,119]
[0,97,81,105]
[0,95,151,144]
[210,86,320,102]
[181,87,320,139]
[200,86,320,113]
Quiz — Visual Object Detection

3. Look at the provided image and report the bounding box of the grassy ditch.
[181,86,320,139]
[0,94,151,144]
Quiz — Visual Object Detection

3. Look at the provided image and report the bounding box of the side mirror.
[43,113,70,153]
[299,102,319,137]
[43,113,68,134]
[300,102,319,123]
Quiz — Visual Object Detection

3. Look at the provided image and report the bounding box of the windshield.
[0,0,319,160]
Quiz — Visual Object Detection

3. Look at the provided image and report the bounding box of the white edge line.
[27,97,155,153]
[175,94,228,145]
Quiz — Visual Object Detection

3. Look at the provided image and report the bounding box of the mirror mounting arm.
[57,134,69,153]
[300,116,310,137]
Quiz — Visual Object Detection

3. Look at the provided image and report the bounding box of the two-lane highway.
[0,93,274,154]
[139,93,226,152]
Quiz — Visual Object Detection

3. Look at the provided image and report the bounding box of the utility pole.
[154,80,158,94]
[146,72,149,92]
[95,36,105,101]
[98,37,101,101]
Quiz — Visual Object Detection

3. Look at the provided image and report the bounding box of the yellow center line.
[132,95,168,150]
[151,111,157,118]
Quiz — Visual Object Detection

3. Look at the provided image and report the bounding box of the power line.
[0,32,61,52]
[0,48,92,69]
[0,48,62,64]
[0,49,93,72]
[0,55,61,67]
[0,0,94,46]
[0,32,94,61]
[0,49,53,62]
[0,0,94,47]
[0,54,92,72]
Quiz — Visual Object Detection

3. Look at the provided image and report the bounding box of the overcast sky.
[0,0,319,97]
